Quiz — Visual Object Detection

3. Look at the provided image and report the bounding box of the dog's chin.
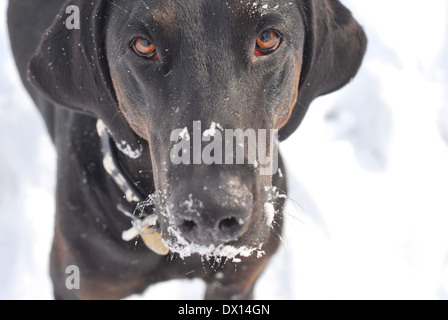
[159,224,267,263]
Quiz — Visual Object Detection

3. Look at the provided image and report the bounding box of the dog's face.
[104,0,304,251]
[106,0,304,138]
[28,0,366,257]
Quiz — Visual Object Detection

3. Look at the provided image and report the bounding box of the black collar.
[96,120,169,255]
[96,119,143,203]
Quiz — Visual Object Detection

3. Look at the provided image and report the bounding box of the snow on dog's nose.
[168,178,253,246]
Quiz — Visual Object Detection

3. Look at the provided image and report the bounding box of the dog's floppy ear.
[279,0,367,140]
[28,0,141,150]
[28,0,112,115]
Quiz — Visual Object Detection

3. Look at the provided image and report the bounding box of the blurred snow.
[0,1,55,299]
[438,4,448,150]
[1,0,448,300]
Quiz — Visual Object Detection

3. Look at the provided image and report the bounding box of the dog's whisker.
[269,224,286,248]
[108,110,123,127]
[185,269,196,276]
[285,196,305,214]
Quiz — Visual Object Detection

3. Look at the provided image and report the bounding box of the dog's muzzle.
[167,177,254,246]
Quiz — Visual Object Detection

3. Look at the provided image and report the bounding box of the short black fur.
[8,0,366,299]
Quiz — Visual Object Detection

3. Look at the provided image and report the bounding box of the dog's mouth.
[123,186,282,262]
[134,191,265,262]
[123,191,278,263]
[162,224,266,263]
[114,166,283,262]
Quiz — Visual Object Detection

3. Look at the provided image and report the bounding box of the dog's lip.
[148,182,275,258]
[160,223,266,262]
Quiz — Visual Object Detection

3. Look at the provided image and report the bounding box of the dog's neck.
[97,120,155,199]
[96,120,170,255]
[96,120,143,202]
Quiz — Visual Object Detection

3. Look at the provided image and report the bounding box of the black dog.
[8,0,366,299]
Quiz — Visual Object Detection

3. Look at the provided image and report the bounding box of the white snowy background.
[1,0,448,300]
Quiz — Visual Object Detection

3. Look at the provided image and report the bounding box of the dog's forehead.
[115,0,299,29]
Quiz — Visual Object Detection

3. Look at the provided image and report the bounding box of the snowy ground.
[1,0,448,300]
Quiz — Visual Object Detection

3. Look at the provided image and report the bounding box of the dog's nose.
[169,180,253,246]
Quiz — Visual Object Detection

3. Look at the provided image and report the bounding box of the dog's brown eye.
[132,37,158,59]
[255,29,281,56]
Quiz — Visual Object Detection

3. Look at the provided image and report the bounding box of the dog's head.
[28,0,366,257]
